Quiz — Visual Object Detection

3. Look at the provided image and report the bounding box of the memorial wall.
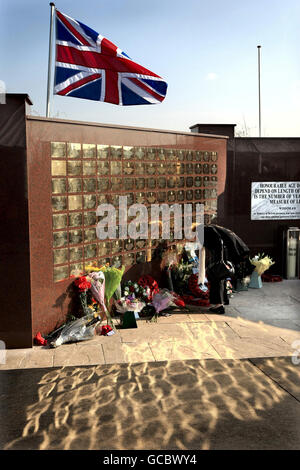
[0,95,227,348]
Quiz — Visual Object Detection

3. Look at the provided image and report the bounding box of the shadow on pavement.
[1,357,299,450]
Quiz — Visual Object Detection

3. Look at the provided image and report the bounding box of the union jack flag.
[54,9,168,105]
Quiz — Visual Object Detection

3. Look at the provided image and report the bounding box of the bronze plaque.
[67,161,82,176]
[68,212,83,227]
[146,163,156,175]
[110,177,122,191]
[83,178,97,192]
[83,161,96,175]
[110,145,122,159]
[158,177,166,189]
[136,251,146,263]
[54,265,69,282]
[135,147,145,160]
[83,144,96,159]
[176,177,185,188]
[123,146,134,159]
[97,161,109,176]
[68,195,82,211]
[83,194,96,209]
[157,192,166,202]
[52,160,67,176]
[97,144,109,159]
[53,231,68,248]
[111,161,122,176]
[51,142,66,158]
[53,214,68,230]
[177,190,185,201]
[52,178,67,194]
[147,178,156,189]
[84,211,97,226]
[69,229,83,245]
[68,178,82,193]
[136,178,145,190]
[52,196,67,212]
[123,252,135,265]
[84,228,97,242]
[195,176,202,187]
[124,178,134,190]
[186,177,193,187]
[136,192,145,204]
[67,143,81,158]
[53,248,68,265]
[211,164,218,174]
[135,163,145,175]
[98,241,111,257]
[111,255,123,268]
[69,246,82,261]
[167,177,176,188]
[84,244,97,259]
[123,162,134,175]
[98,177,110,191]
[167,191,176,202]
[69,263,83,277]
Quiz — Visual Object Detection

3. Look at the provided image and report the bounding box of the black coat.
[201,224,250,264]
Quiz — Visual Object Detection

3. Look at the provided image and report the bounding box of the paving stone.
[20,348,54,369]
[75,343,105,365]
[157,314,193,323]
[187,321,240,343]
[102,336,127,364]
[53,343,91,367]
[119,323,191,343]
[149,339,219,361]
[211,335,293,360]
[122,342,155,363]
[249,357,300,401]
[0,349,29,370]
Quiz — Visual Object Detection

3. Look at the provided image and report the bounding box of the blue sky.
[1,0,300,136]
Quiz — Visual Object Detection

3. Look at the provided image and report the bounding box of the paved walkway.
[1,280,300,370]
[1,281,299,450]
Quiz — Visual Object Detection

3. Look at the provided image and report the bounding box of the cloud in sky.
[206,72,218,81]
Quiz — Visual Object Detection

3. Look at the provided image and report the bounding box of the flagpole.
[46,2,55,118]
[257,45,261,137]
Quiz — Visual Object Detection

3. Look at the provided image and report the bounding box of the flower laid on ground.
[115,296,146,315]
[34,332,47,346]
[250,253,275,276]
[123,280,150,302]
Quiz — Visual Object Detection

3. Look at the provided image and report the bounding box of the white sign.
[251,182,300,220]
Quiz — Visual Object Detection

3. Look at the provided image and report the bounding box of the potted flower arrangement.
[249,253,275,288]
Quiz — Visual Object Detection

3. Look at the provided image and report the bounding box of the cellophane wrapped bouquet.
[250,253,275,276]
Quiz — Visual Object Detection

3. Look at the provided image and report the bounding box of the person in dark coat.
[197,224,250,314]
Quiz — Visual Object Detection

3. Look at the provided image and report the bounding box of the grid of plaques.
[51,142,218,282]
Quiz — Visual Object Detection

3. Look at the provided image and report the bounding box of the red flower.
[138,275,159,301]
[34,332,47,346]
[74,276,91,292]
[129,286,135,292]
[101,325,113,336]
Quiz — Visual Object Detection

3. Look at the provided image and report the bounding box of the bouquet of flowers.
[123,280,151,303]
[170,261,193,295]
[150,289,176,321]
[74,275,92,315]
[115,295,146,316]
[250,253,275,276]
